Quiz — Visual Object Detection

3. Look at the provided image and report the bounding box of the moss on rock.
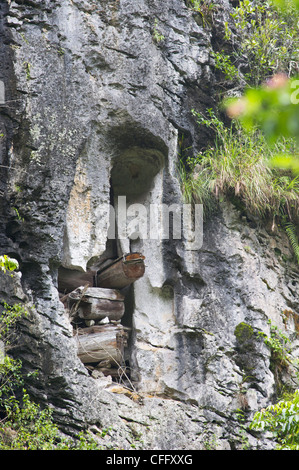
[234,322,254,344]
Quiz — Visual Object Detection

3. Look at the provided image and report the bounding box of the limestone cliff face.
[1,0,299,450]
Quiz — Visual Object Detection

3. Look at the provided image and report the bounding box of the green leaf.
[0,255,19,273]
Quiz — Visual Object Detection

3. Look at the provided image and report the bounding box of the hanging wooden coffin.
[75,324,128,365]
[58,266,95,294]
[68,286,125,322]
[96,253,145,289]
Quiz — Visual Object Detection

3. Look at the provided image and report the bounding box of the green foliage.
[236,1,298,84]
[221,0,299,87]
[0,302,27,341]
[23,61,31,81]
[0,257,26,402]
[225,1,299,175]
[179,160,217,215]
[187,0,215,12]
[0,356,23,401]
[0,255,19,274]
[226,75,299,183]
[234,322,254,344]
[223,0,299,265]
[0,390,103,450]
[274,0,299,6]
[181,108,299,221]
[187,0,216,27]
[211,50,239,81]
[258,319,299,403]
[152,19,165,43]
[258,320,293,368]
[227,76,299,145]
[0,256,102,450]
[74,431,102,450]
[0,391,62,450]
[284,222,299,263]
[0,302,26,404]
[250,390,299,449]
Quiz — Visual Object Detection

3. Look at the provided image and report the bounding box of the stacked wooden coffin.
[69,286,129,377]
[63,253,145,379]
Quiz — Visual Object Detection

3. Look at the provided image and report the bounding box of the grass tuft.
[180,108,299,224]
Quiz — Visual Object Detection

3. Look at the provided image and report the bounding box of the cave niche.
[111,146,165,200]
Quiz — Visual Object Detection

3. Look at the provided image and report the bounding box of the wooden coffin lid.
[68,286,125,302]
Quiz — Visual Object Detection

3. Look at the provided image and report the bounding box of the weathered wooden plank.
[70,286,125,301]
[59,253,145,294]
[58,266,95,294]
[76,324,130,337]
[68,286,125,321]
[75,324,128,365]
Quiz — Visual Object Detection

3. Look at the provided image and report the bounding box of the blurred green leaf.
[273,0,299,8]
[0,255,19,273]
[271,154,299,172]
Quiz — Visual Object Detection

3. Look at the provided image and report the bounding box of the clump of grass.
[180,108,299,224]
[179,163,217,213]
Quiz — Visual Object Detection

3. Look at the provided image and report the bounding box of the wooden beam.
[68,286,125,321]
[75,324,128,365]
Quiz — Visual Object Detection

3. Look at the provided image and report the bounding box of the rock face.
[1,0,299,450]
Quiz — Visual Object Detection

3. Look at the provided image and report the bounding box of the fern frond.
[285,222,299,264]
